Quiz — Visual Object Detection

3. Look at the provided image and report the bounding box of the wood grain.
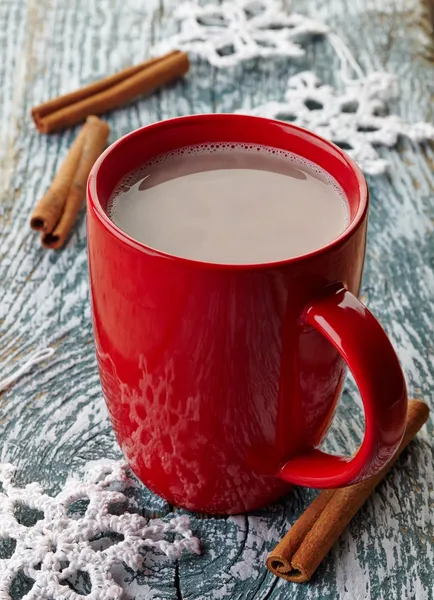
[0,0,433,598]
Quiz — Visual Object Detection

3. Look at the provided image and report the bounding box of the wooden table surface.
[1,0,433,598]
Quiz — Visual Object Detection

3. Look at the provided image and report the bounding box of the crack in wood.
[174,561,183,600]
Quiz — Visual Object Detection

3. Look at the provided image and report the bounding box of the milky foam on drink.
[108,142,348,212]
[107,142,350,264]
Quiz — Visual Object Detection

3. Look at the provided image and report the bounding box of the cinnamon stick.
[266,399,429,583]
[39,116,110,249]
[32,50,189,133]
[32,54,170,122]
[30,127,87,232]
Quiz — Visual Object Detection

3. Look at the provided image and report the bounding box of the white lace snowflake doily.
[151,0,434,175]
[0,461,200,600]
[243,71,434,175]
[154,0,328,67]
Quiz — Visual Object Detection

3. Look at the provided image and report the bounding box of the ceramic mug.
[87,114,408,515]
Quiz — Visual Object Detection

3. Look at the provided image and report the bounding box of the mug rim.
[88,113,369,270]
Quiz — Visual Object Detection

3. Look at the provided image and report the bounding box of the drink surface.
[107,143,349,265]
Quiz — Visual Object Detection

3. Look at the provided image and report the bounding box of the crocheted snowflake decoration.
[244,70,434,175]
[154,0,328,67]
[0,461,200,600]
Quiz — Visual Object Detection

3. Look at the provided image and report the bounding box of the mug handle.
[278,286,408,488]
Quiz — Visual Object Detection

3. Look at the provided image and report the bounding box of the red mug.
[87,114,408,515]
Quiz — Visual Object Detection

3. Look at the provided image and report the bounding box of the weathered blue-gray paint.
[0,0,433,598]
